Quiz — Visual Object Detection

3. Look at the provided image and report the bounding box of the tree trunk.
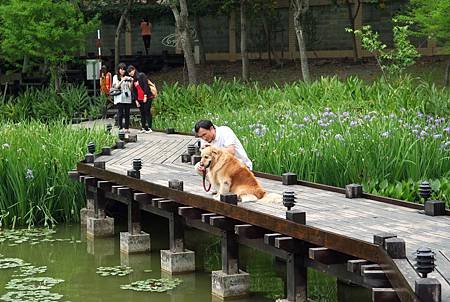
[114,0,132,69]
[194,14,206,65]
[292,0,310,82]
[179,0,197,84]
[345,0,361,62]
[445,57,450,87]
[262,14,283,67]
[240,0,249,81]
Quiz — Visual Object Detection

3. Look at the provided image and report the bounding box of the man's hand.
[136,100,140,108]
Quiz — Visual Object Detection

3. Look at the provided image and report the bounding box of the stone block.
[86,216,114,238]
[120,231,151,254]
[424,200,446,216]
[346,184,362,198]
[282,173,297,185]
[101,147,111,155]
[384,237,406,259]
[85,153,95,163]
[116,140,125,149]
[415,278,441,302]
[160,249,195,273]
[94,161,105,169]
[373,233,397,246]
[80,207,94,226]
[211,270,250,299]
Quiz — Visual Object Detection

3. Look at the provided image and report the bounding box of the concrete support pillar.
[160,213,195,273]
[211,230,250,299]
[120,195,150,254]
[86,187,114,238]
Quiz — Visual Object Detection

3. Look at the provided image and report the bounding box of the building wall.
[84,0,444,61]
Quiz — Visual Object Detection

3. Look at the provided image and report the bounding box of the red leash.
[202,169,211,192]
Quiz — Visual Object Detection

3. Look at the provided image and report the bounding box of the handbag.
[109,87,122,97]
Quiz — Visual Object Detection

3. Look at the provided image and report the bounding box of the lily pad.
[5,277,64,291]
[96,266,133,277]
[0,228,57,246]
[0,258,28,269]
[0,290,63,302]
[120,278,182,292]
[13,265,47,277]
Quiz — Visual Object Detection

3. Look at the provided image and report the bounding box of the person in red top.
[127,65,153,133]
[99,65,112,96]
[140,17,152,55]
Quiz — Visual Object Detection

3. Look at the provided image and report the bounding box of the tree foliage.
[400,0,450,51]
[0,0,98,75]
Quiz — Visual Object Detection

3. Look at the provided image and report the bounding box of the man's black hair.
[194,120,214,133]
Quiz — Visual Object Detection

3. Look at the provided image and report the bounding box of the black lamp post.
[283,191,296,211]
[87,142,95,154]
[419,181,432,201]
[414,247,435,278]
[128,158,142,179]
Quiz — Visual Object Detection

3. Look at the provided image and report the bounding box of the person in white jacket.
[112,63,133,133]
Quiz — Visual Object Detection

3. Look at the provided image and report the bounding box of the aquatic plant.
[96,266,133,277]
[0,121,115,227]
[120,278,182,292]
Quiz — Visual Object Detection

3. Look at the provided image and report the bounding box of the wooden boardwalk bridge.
[71,130,450,302]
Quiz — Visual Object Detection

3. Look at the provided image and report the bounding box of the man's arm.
[223,145,236,155]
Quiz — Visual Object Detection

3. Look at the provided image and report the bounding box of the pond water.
[0,217,338,302]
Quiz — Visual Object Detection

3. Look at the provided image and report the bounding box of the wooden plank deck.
[93,131,450,300]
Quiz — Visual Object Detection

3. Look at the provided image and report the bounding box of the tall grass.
[0,121,115,227]
[154,77,450,205]
[0,84,106,122]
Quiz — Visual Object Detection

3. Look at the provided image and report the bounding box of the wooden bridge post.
[120,160,151,254]
[86,179,114,238]
[211,193,250,299]
[77,174,95,227]
[283,210,307,302]
[160,179,195,274]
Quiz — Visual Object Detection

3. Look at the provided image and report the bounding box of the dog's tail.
[259,192,282,204]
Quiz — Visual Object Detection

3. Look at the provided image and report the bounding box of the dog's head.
[200,146,220,169]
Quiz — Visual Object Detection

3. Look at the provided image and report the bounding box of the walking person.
[127,65,153,133]
[99,65,112,117]
[140,17,152,55]
[112,63,133,133]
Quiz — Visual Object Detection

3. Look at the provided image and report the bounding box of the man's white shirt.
[200,126,253,170]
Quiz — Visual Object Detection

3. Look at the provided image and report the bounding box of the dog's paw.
[213,194,221,201]
[209,190,218,195]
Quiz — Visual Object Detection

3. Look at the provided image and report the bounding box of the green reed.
[0,121,115,228]
[154,77,450,205]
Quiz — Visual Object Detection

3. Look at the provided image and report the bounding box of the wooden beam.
[84,176,97,187]
[134,192,152,203]
[372,288,400,302]
[111,185,124,195]
[68,170,80,181]
[347,259,370,274]
[210,216,237,231]
[157,200,179,212]
[201,213,217,224]
[97,180,113,191]
[118,187,131,198]
[309,247,351,265]
[234,224,267,239]
[264,233,283,246]
[151,197,167,207]
[275,237,299,252]
[178,207,203,219]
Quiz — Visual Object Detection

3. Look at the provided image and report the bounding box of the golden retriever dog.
[199,146,279,203]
